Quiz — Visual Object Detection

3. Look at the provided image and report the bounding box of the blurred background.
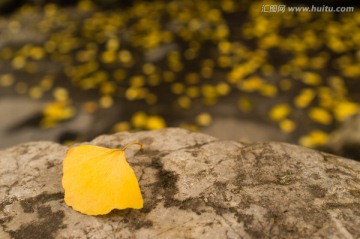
[0,0,360,160]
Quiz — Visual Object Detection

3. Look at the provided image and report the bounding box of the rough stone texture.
[1,128,360,239]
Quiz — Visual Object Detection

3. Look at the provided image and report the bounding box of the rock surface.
[1,128,360,239]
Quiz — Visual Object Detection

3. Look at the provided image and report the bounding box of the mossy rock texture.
[1,128,360,238]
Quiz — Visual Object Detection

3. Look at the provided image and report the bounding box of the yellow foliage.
[62,143,143,215]
[4,0,360,149]
[171,83,185,95]
[29,86,43,99]
[99,96,113,108]
[227,65,248,83]
[238,76,263,92]
[334,101,359,121]
[186,86,200,98]
[118,50,133,65]
[317,87,335,109]
[329,76,346,95]
[100,51,116,63]
[40,75,54,90]
[12,56,26,69]
[259,84,277,97]
[218,41,232,54]
[142,63,155,75]
[100,82,116,95]
[130,75,145,87]
[302,72,322,86]
[148,74,160,86]
[342,64,360,78]
[126,87,147,101]
[113,121,130,132]
[146,115,166,130]
[308,107,332,125]
[77,0,94,11]
[201,84,217,98]
[294,88,315,108]
[53,87,69,102]
[196,113,212,126]
[292,55,308,68]
[269,104,291,121]
[279,119,296,133]
[178,96,191,109]
[131,111,147,128]
[131,112,166,130]
[41,101,76,128]
[299,130,329,148]
[216,83,230,95]
[0,74,15,87]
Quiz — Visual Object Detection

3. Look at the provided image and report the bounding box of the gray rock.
[1,128,360,238]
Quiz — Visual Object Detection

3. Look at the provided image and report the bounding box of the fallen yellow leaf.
[308,107,332,125]
[333,101,359,121]
[62,142,143,215]
[279,119,296,133]
[294,88,315,108]
[299,130,329,148]
[269,104,291,121]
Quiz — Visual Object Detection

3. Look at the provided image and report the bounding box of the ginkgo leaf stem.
[121,142,143,152]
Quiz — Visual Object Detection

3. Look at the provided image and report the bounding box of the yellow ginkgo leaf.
[269,104,291,121]
[62,143,143,215]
